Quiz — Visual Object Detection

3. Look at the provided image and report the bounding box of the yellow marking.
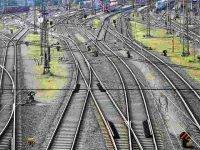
[145,72,156,80]
[75,33,86,43]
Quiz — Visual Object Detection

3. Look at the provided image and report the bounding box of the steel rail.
[80,17,158,149]
[44,32,116,150]
[149,12,200,43]
[104,24,200,131]
[61,37,92,150]
[0,28,24,141]
[123,10,200,101]
[79,27,133,150]
[0,28,23,91]
[125,16,200,99]
[115,10,200,148]
[43,42,79,149]
[59,34,118,150]
[62,24,143,149]
[0,27,28,150]
[13,28,29,150]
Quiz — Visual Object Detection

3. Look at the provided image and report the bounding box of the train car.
[135,0,147,7]
[155,0,175,12]
[1,6,30,14]
[109,5,120,12]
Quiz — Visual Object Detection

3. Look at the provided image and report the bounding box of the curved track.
[0,28,28,149]
[102,12,200,147]
[41,32,117,149]
[60,26,132,149]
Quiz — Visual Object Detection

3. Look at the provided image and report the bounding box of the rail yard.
[0,0,200,149]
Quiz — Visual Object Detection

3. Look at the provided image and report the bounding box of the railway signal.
[27,91,36,103]
[163,50,167,56]
[143,120,152,138]
[127,51,131,58]
[179,132,193,148]
[113,19,117,28]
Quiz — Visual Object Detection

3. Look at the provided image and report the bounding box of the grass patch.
[111,14,121,26]
[130,20,200,82]
[25,34,68,101]
[9,25,18,33]
[0,23,17,32]
[0,23,3,30]
[92,18,102,29]
[74,33,86,45]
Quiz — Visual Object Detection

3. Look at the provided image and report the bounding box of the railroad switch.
[56,46,61,51]
[113,20,117,28]
[163,50,167,57]
[142,16,144,21]
[127,51,131,58]
[143,120,152,138]
[27,91,36,103]
[87,45,91,51]
[108,120,120,139]
[97,83,106,92]
[13,65,16,72]
[93,51,98,57]
[50,21,53,26]
[10,29,13,34]
[73,84,80,93]
[84,14,87,19]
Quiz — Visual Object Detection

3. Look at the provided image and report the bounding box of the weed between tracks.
[92,19,102,29]
[0,23,3,30]
[25,34,68,101]
[130,15,200,82]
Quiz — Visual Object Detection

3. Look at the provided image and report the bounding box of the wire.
[1,88,200,90]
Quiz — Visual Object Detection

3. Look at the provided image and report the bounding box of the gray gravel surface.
[63,24,126,115]
[54,30,107,149]
[106,26,200,149]
[75,99,107,150]
[19,35,76,149]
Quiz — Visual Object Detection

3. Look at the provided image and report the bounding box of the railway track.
[0,28,28,150]
[0,32,14,150]
[63,37,117,149]
[147,11,200,44]
[15,29,29,150]
[39,31,117,149]
[99,11,200,148]
[59,26,133,149]
[77,15,175,149]
[64,36,118,149]
[135,6,200,45]
[77,25,160,149]
[62,18,163,149]
[100,12,200,147]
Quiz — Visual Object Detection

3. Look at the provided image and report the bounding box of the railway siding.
[129,14,200,83]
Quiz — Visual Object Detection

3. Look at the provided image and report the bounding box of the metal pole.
[34,2,37,33]
[40,0,50,74]
[147,0,151,37]
[185,0,190,55]
[172,29,175,52]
